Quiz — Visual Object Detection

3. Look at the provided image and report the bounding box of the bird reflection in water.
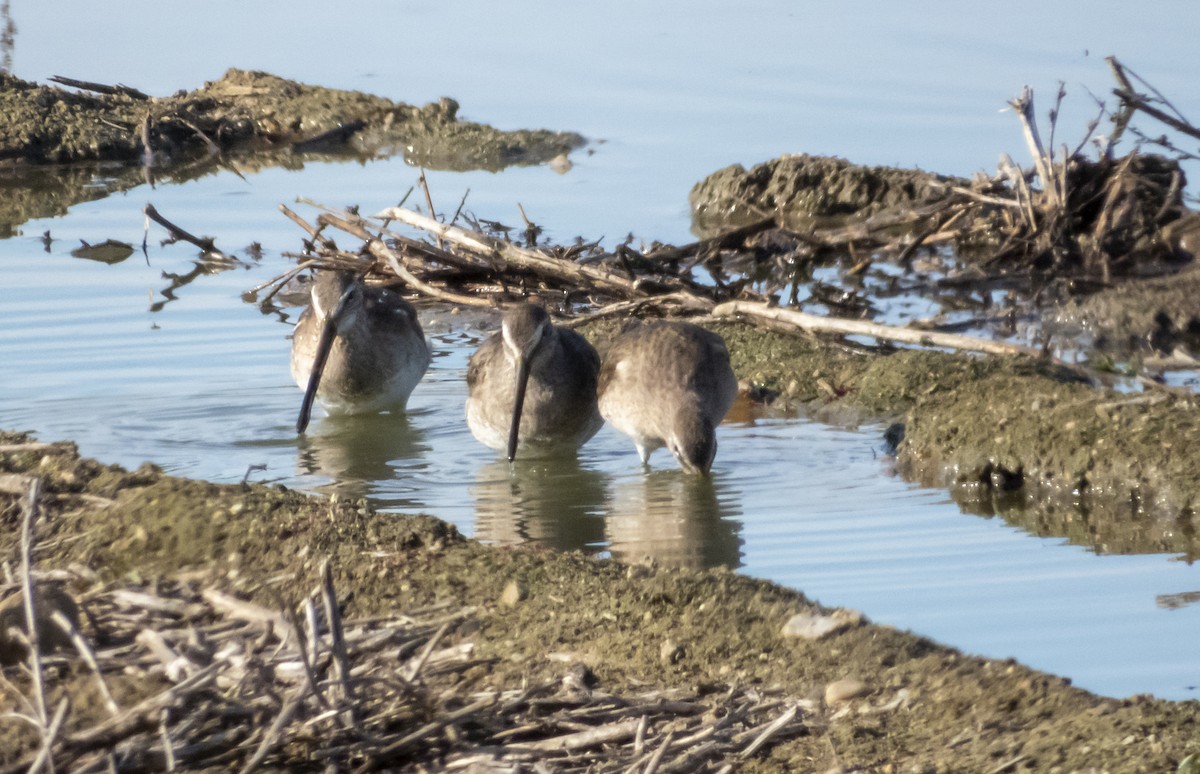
[471,457,607,553]
[606,470,743,570]
[295,412,430,506]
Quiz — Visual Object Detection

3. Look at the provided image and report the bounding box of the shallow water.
[2,1,1199,699]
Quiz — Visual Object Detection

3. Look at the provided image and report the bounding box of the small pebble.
[659,638,683,665]
[499,580,527,607]
[825,678,869,704]
[781,608,863,640]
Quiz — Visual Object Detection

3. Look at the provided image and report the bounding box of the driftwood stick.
[510,717,642,752]
[316,212,493,307]
[1009,87,1060,208]
[375,206,648,297]
[201,589,294,647]
[1107,56,1200,141]
[62,664,218,752]
[713,301,1042,357]
[19,478,48,729]
[1112,88,1200,143]
[561,292,714,328]
[159,708,176,772]
[49,75,149,100]
[368,694,498,765]
[738,703,800,758]
[404,621,451,682]
[143,204,220,255]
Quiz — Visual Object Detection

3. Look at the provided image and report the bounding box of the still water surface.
[1,1,1198,699]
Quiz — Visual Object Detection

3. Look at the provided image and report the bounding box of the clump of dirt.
[689,153,958,237]
[1053,257,1200,356]
[0,69,582,168]
[0,69,583,237]
[2,432,1199,771]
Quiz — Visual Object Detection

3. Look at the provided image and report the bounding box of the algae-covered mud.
[3,432,1199,771]
[0,69,583,236]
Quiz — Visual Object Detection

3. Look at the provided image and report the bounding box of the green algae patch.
[3,433,1200,771]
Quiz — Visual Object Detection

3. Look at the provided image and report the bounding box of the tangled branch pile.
[1,474,810,772]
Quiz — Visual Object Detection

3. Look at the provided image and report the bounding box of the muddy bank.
[1053,258,1200,356]
[2,432,1199,771]
[688,153,960,237]
[0,69,583,237]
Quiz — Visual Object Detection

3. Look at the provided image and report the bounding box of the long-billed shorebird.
[598,321,738,474]
[292,269,431,433]
[466,304,603,461]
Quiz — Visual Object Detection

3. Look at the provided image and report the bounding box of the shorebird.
[291,269,431,433]
[598,321,738,474]
[466,304,603,461]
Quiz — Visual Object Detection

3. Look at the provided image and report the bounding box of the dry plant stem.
[1009,87,1060,209]
[26,697,69,774]
[417,169,443,251]
[642,729,675,774]
[319,560,358,723]
[20,477,48,730]
[713,301,1042,357]
[1108,56,1200,142]
[739,703,799,758]
[278,204,335,250]
[404,621,451,682]
[367,694,498,765]
[50,611,119,717]
[237,683,309,774]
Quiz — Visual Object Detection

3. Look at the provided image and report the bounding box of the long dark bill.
[296,285,356,434]
[506,356,531,462]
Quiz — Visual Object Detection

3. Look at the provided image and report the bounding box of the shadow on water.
[472,457,607,553]
[606,469,744,570]
[296,412,431,505]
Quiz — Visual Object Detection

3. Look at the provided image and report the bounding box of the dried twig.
[20,478,47,729]
[143,204,222,256]
[712,301,1042,357]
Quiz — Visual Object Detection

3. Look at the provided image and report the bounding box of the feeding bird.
[598,320,737,474]
[291,269,430,433]
[466,303,603,461]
